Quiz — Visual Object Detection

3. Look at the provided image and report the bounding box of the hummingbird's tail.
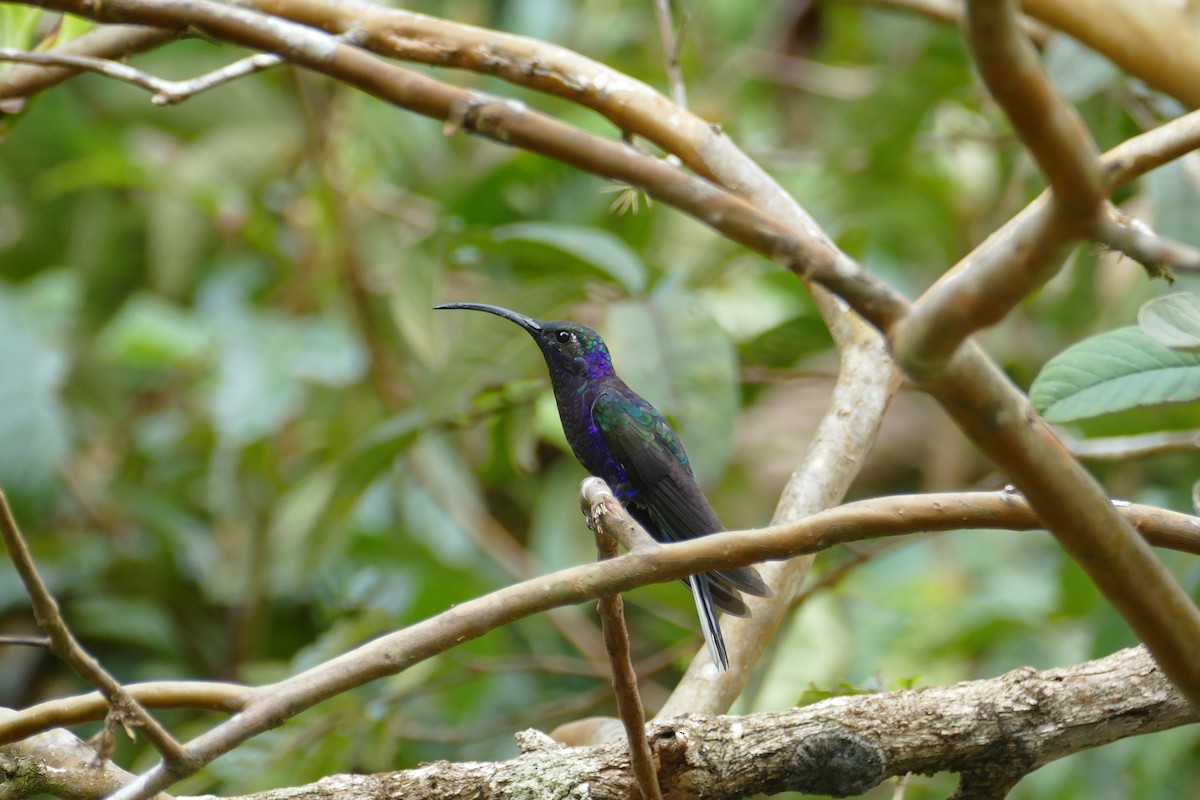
[688,574,730,670]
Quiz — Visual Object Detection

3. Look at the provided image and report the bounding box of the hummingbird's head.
[435,302,614,380]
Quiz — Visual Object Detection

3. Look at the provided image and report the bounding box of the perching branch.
[15,646,1184,800]
[591,500,661,800]
[4,487,1197,797]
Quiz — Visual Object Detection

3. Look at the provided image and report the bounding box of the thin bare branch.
[1094,204,1200,278]
[0,24,173,103]
[965,0,1102,217]
[1102,107,1200,190]
[592,508,661,800]
[0,492,189,768]
[1061,428,1200,461]
[0,46,282,105]
[652,0,687,108]
[839,0,1052,44]
[0,634,50,648]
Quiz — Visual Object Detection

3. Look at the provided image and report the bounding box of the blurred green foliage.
[1,1,1199,798]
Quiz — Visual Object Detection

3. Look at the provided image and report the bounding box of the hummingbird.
[435,302,771,670]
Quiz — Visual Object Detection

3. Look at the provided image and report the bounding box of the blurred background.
[2,0,1199,797]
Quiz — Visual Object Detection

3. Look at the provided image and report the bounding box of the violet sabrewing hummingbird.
[435,302,771,670]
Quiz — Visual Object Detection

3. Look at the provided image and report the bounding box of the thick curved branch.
[892,101,1200,374]
[1022,0,1200,109]
[965,0,1102,217]
[14,646,1181,800]
[892,0,1103,377]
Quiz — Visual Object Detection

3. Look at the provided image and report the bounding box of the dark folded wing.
[592,390,771,601]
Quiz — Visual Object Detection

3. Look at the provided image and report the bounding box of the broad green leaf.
[199,272,367,444]
[603,296,738,485]
[268,411,425,593]
[491,222,647,293]
[1139,292,1200,351]
[1029,326,1200,422]
[99,294,212,368]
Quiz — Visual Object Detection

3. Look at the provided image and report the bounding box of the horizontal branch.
[38,646,1179,800]
[4,490,1195,759]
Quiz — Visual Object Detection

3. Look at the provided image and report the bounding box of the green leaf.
[99,294,212,368]
[267,411,425,593]
[1139,293,1200,351]
[1029,326,1200,422]
[603,296,739,485]
[491,222,647,293]
[199,272,367,444]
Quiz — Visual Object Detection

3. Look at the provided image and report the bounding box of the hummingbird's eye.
[555,330,572,344]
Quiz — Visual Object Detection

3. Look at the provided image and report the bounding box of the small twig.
[1059,428,1200,460]
[594,512,662,800]
[0,47,282,105]
[0,24,174,104]
[652,0,687,108]
[0,634,50,648]
[839,0,1052,45]
[0,491,188,767]
[891,772,913,800]
[1094,203,1200,280]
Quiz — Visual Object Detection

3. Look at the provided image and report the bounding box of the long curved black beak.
[434,302,543,333]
